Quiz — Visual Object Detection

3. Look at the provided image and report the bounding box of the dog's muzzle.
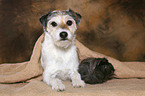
[60,31,68,40]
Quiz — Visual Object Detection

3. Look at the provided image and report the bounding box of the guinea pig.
[78,58,115,84]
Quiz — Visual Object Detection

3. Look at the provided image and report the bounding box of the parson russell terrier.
[40,9,85,91]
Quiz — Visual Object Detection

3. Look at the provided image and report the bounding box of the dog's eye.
[51,22,57,27]
[66,20,73,26]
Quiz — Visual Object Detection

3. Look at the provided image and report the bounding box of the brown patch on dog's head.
[59,22,69,30]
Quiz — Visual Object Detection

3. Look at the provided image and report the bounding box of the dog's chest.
[41,40,78,70]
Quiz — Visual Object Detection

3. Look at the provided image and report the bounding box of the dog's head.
[40,9,81,48]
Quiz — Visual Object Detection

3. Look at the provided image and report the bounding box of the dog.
[39,9,85,91]
[78,58,115,84]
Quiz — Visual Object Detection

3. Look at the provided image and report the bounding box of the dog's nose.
[60,32,68,39]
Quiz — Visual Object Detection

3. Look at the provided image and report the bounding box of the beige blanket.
[0,34,145,96]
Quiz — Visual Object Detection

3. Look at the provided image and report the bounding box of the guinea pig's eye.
[51,21,57,27]
[66,20,73,26]
[82,71,87,75]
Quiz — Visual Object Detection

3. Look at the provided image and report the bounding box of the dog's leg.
[43,69,65,91]
[70,70,85,88]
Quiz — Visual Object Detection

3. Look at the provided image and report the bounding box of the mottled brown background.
[0,0,145,63]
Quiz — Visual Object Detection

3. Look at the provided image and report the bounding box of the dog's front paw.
[52,82,65,92]
[72,80,85,88]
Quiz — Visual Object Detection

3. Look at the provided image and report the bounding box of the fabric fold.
[0,33,145,83]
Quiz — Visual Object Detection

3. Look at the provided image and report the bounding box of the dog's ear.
[40,11,52,27]
[68,9,82,24]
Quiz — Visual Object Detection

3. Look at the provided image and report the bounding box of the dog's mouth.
[55,39,72,48]
[60,38,68,41]
[60,39,72,43]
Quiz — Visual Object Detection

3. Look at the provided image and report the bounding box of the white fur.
[41,14,85,91]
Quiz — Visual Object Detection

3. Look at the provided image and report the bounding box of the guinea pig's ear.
[40,11,52,27]
[68,9,82,24]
